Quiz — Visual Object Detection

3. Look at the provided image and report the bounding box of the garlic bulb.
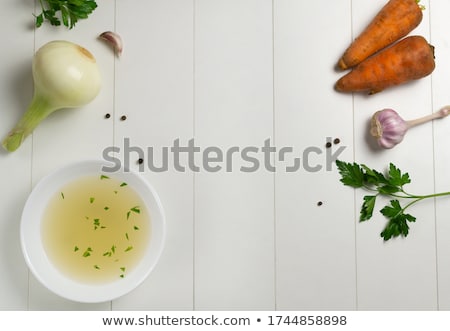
[2,40,101,152]
[370,106,450,149]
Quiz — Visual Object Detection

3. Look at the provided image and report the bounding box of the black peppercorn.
[120,115,127,121]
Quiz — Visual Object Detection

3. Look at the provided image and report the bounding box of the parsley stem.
[363,185,379,193]
[427,191,450,198]
[401,190,450,200]
[388,192,413,199]
[401,197,425,212]
[400,191,450,214]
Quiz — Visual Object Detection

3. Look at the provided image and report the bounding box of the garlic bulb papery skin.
[370,106,450,149]
[370,109,408,149]
[2,40,101,152]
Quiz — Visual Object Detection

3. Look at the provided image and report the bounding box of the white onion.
[2,40,101,152]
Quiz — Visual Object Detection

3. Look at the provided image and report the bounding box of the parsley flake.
[82,247,93,257]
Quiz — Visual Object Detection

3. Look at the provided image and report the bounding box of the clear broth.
[41,175,150,284]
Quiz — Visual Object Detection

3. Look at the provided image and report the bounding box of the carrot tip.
[334,81,344,92]
[369,89,382,95]
[338,58,348,70]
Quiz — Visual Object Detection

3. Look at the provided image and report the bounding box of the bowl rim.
[20,159,166,303]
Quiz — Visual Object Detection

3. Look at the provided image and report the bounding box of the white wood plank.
[0,0,35,310]
[194,0,275,310]
[274,0,356,310]
[351,0,438,310]
[112,0,195,310]
[28,2,116,310]
[430,0,450,311]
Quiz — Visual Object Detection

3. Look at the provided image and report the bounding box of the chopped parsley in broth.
[41,175,150,284]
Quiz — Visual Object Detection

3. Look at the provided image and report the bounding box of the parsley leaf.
[360,195,377,222]
[35,0,98,29]
[361,165,388,186]
[336,160,365,188]
[387,163,411,187]
[380,200,416,240]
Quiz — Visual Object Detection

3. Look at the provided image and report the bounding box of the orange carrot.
[335,35,435,94]
[338,0,423,70]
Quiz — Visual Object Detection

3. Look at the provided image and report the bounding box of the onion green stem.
[2,94,55,152]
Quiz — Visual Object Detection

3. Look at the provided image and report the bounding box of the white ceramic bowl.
[20,160,165,303]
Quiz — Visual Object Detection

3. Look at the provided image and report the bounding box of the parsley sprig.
[35,0,98,29]
[336,160,450,241]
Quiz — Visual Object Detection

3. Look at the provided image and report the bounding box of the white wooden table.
[1,0,450,311]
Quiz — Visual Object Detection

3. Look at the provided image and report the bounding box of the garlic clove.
[370,109,408,149]
[99,31,123,57]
